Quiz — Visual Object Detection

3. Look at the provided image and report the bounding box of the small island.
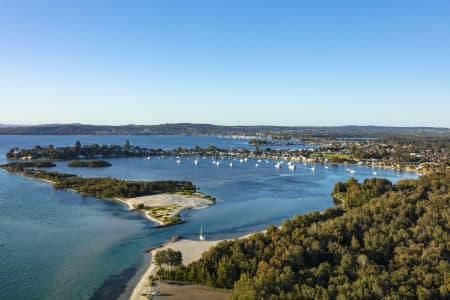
[248,139,270,146]
[68,159,112,168]
[0,162,215,226]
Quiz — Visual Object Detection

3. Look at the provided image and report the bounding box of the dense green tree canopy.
[154,248,183,269]
[158,170,450,299]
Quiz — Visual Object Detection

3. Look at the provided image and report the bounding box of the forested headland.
[157,169,450,299]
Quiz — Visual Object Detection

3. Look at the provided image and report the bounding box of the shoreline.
[119,193,214,226]
[129,239,226,300]
[113,198,165,226]
[129,231,262,300]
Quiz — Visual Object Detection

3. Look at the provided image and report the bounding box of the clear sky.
[0,1,449,127]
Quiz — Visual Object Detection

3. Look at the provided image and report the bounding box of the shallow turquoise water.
[0,135,417,300]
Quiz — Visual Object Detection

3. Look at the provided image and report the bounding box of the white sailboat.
[199,226,205,241]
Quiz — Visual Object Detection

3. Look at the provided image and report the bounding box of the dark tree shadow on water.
[89,265,138,300]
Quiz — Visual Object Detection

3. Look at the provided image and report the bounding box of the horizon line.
[1,122,449,130]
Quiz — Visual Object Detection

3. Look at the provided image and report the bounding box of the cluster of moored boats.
[144,156,378,176]
[164,156,324,172]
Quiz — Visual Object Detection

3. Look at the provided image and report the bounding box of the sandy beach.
[116,193,213,226]
[129,229,264,300]
[129,239,226,300]
[114,197,167,226]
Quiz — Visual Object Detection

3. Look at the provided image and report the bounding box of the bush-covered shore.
[157,170,450,299]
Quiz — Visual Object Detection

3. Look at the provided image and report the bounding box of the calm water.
[0,135,417,300]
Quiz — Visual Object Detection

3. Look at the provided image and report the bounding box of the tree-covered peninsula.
[0,161,56,172]
[0,163,195,198]
[0,162,214,225]
[156,170,450,299]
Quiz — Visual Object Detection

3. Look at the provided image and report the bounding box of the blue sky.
[0,1,449,127]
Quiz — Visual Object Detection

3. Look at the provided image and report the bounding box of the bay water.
[0,135,417,299]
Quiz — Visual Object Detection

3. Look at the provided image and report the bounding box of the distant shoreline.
[0,123,448,137]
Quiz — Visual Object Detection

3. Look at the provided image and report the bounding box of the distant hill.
[0,124,24,128]
[0,123,448,138]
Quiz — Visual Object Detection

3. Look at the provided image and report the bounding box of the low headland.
[0,162,215,226]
